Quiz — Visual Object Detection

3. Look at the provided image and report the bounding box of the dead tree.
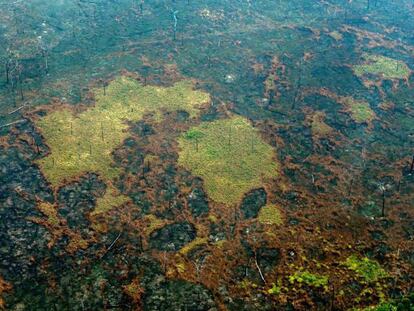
[39,43,49,74]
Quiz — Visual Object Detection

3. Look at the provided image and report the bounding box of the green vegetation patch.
[267,282,282,295]
[360,302,397,311]
[91,183,130,216]
[308,111,333,137]
[360,294,414,311]
[344,255,387,283]
[289,270,329,288]
[38,202,61,226]
[178,116,278,205]
[354,54,411,80]
[179,237,208,255]
[258,204,283,225]
[35,76,210,187]
[342,97,376,124]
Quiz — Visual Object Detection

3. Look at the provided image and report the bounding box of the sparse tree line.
[0,2,57,108]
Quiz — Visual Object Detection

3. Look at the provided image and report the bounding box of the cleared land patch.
[353,54,411,80]
[34,76,210,213]
[258,204,283,225]
[178,116,278,205]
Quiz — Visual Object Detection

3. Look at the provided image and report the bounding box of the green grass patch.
[308,111,333,137]
[35,76,210,187]
[178,116,278,205]
[344,255,387,283]
[360,302,397,311]
[179,237,208,255]
[267,282,282,295]
[34,76,209,215]
[37,202,60,226]
[258,204,283,225]
[359,294,414,311]
[342,97,376,124]
[289,270,329,288]
[91,183,130,216]
[354,54,411,80]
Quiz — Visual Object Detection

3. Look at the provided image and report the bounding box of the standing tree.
[172,10,179,40]
[377,182,391,218]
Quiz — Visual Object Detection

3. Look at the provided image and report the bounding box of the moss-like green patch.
[257,204,283,225]
[238,279,258,290]
[35,76,210,187]
[360,302,397,311]
[344,255,387,283]
[34,76,209,215]
[178,116,278,205]
[91,183,130,216]
[342,97,376,124]
[317,89,376,125]
[307,111,333,137]
[123,278,144,303]
[360,294,414,311]
[143,214,168,237]
[37,201,60,226]
[179,237,208,255]
[360,294,414,310]
[267,282,282,295]
[354,54,411,80]
[289,270,329,288]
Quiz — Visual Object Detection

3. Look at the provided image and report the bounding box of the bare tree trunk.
[254,254,266,284]
[5,61,9,84]
[100,232,122,259]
